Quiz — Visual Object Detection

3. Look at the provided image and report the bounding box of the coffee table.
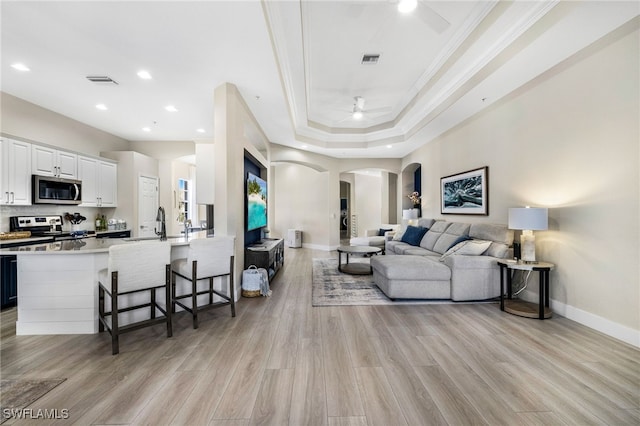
[337,245,382,275]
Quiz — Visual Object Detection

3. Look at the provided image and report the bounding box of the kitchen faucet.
[183,218,192,239]
[155,206,167,241]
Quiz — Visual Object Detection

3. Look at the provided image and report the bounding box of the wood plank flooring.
[1,246,638,425]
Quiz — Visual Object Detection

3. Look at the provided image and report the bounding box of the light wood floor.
[1,246,639,425]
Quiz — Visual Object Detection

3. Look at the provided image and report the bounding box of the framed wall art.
[441,166,488,215]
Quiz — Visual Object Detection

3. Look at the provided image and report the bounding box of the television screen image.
[247,172,267,231]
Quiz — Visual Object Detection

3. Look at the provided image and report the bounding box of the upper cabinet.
[77,155,117,207]
[1,138,32,205]
[32,145,77,178]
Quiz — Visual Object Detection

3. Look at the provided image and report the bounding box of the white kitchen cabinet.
[77,155,117,207]
[1,138,32,205]
[32,144,77,178]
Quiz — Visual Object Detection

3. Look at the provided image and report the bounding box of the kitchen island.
[1,232,209,335]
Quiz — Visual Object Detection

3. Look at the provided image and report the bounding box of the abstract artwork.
[441,166,488,215]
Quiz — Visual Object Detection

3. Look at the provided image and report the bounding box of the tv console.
[245,238,284,282]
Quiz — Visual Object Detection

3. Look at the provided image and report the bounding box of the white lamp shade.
[402,209,419,220]
[508,207,548,230]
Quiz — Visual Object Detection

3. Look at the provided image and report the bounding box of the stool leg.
[111,272,119,355]
[230,257,236,317]
[192,260,198,329]
[209,277,214,305]
[165,265,172,338]
[171,271,176,314]
[99,285,105,332]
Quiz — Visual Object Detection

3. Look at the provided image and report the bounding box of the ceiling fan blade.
[417,2,450,33]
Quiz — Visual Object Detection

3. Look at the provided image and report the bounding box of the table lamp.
[402,208,419,226]
[508,207,548,263]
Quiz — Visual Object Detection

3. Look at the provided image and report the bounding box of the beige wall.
[273,163,329,248]
[403,25,639,342]
[102,151,159,237]
[210,83,270,298]
[354,173,382,236]
[271,145,401,249]
[1,92,130,155]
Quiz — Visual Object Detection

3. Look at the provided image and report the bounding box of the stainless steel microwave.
[32,175,82,205]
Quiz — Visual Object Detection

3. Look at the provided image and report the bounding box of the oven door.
[32,175,82,205]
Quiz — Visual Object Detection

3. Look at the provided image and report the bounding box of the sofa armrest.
[443,254,502,301]
[384,231,396,241]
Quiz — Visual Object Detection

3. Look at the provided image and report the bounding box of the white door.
[138,175,159,238]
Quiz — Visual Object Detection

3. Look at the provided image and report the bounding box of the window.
[177,178,190,223]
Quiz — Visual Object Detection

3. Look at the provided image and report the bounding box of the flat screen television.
[246,172,267,231]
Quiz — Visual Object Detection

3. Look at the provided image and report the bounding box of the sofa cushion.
[486,242,509,258]
[440,239,492,260]
[371,255,451,281]
[420,221,451,251]
[402,247,439,256]
[469,223,514,246]
[447,235,471,251]
[401,225,428,246]
[416,218,436,228]
[432,222,471,254]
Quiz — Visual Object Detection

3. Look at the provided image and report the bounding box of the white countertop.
[0,231,211,254]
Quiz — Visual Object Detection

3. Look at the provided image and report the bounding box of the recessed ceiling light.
[352,111,363,120]
[398,0,417,13]
[196,128,205,133]
[11,63,30,72]
[137,70,152,80]
[95,103,108,111]
[301,145,308,149]
[386,145,392,148]
[142,127,151,132]
[165,105,178,112]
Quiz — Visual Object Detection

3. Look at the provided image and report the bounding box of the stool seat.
[98,241,172,355]
[171,236,236,329]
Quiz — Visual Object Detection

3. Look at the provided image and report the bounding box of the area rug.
[0,378,66,424]
[313,257,483,307]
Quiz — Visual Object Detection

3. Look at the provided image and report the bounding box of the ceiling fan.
[339,96,392,122]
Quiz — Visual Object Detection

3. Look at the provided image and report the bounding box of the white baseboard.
[520,289,640,348]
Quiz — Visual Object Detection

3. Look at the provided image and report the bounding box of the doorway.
[138,175,159,238]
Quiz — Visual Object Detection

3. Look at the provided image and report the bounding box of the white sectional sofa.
[349,224,401,252]
[371,218,514,301]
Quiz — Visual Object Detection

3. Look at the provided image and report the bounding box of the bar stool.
[171,236,235,329]
[98,241,172,355]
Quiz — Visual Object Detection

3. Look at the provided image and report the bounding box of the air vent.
[86,75,119,85]
[361,54,380,65]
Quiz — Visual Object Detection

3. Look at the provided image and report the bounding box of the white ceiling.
[1,1,638,159]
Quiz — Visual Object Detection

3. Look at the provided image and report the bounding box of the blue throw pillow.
[401,225,428,246]
[378,228,392,236]
[447,235,471,251]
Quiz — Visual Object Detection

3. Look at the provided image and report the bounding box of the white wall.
[403,24,639,344]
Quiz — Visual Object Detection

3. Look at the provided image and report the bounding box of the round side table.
[497,260,555,319]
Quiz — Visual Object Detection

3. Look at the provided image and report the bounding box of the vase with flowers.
[407,191,421,217]
[408,191,421,207]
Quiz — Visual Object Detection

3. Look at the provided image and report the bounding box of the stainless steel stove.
[9,215,92,240]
